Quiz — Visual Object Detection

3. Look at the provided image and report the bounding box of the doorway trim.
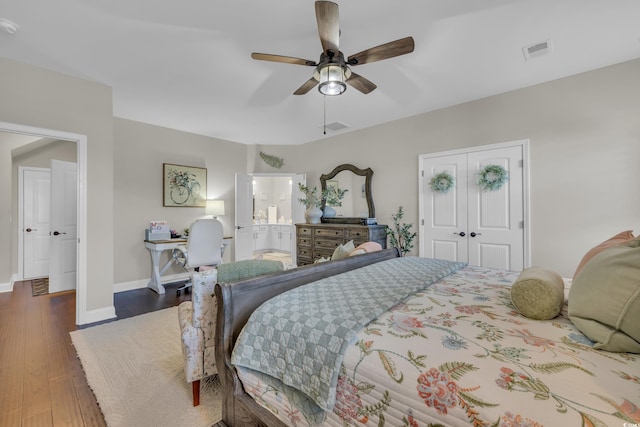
[418,139,531,268]
[1,121,87,325]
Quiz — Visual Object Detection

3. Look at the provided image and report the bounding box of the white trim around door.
[1,121,89,326]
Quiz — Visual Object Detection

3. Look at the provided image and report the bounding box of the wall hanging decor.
[429,171,455,193]
[259,151,284,169]
[163,163,207,207]
[477,164,509,191]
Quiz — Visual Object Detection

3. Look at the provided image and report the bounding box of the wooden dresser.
[295,223,387,265]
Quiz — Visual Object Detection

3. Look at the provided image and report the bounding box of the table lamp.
[205,200,225,219]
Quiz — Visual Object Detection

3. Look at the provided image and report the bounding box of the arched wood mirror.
[320,164,375,223]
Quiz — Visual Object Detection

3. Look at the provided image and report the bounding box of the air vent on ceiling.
[522,38,553,61]
[320,121,350,132]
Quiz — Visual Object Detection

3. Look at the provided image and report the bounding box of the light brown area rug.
[70,307,221,427]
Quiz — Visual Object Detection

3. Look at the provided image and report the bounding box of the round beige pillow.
[510,267,565,320]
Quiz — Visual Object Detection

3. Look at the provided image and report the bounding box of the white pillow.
[332,240,355,260]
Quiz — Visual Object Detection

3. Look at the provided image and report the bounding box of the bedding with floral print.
[235,265,639,427]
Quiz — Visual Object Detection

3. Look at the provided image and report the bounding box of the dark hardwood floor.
[0,279,190,426]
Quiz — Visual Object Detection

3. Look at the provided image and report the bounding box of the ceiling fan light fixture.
[318,64,346,96]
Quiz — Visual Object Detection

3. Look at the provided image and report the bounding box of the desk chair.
[172,218,223,296]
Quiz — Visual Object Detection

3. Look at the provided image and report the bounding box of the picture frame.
[163,163,207,207]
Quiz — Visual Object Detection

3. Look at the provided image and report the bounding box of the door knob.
[235,225,244,230]
[453,231,466,237]
[470,232,482,237]
[53,231,67,236]
[25,228,37,232]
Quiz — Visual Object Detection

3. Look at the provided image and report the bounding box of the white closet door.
[467,145,524,271]
[421,153,468,262]
[420,142,527,271]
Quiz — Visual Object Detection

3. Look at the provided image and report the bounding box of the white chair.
[172,218,223,296]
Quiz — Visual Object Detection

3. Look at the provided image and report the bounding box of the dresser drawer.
[314,228,345,238]
[314,247,335,259]
[314,238,343,250]
[297,246,313,259]
[297,226,313,236]
[296,256,313,266]
[297,236,312,247]
[352,238,369,247]
[346,228,370,240]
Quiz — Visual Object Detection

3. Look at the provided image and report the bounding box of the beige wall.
[281,59,640,278]
[113,118,246,284]
[0,57,115,314]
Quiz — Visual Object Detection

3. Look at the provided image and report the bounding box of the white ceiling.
[1,0,639,145]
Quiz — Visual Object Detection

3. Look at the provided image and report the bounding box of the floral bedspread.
[236,264,640,427]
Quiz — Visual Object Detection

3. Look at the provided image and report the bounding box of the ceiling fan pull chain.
[323,95,327,135]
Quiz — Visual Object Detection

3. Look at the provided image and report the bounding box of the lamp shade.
[205,199,225,217]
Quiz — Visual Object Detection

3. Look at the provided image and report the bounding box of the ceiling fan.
[251,1,415,96]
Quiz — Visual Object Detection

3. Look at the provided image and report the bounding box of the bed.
[214,248,640,427]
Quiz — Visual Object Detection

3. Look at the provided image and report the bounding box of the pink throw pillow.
[573,230,635,279]
[352,241,382,254]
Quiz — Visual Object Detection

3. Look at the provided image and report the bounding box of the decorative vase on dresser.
[305,206,323,224]
[295,223,387,265]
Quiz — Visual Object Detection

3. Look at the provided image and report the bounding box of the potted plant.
[386,206,417,256]
[321,185,348,218]
[297,183,323,224]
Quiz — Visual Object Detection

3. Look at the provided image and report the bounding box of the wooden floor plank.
[0,280,186,427]
[22,409,53,427]
[0,408,23,427]
[22,363,52,421]
[50,375,85,427]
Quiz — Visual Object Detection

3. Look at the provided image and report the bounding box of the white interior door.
[290,174,306,265]
[49,159,77,293]
[467,146,524,270]
[420,154,468,262]
[235,173,254,261]
[21,167,51,279]
[420,141,528,271]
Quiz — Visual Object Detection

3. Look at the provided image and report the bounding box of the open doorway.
[17,144,78,294]
[1,121,88,325]
[235,173,305,264]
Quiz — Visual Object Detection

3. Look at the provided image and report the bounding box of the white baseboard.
[81,305,116,325]
[0,274,19,293]
[114,278,148,293]
[113,273,190,294]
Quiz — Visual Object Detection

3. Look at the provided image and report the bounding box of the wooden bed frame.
[213,248,401,427]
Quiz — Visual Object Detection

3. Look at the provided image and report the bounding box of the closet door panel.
[421,154,468,263]
[467,146,524,271]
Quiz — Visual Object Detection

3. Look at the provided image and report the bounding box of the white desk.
[144,237,232,294]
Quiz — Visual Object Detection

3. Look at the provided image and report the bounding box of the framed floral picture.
[163,163,207,207]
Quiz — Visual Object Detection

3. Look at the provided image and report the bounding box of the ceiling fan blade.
[347,36,415,65]
[251,53,317,66]
[346,72,377,94]
[293,77,319,95]
[315,1,340,53]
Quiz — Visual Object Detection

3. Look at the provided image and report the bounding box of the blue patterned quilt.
[231,256,465,417]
